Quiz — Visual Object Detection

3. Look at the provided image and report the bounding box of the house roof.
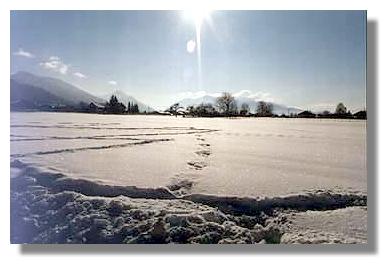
[298,110,315,115]
[89,102,105,108]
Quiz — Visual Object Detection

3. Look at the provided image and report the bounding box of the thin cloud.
[73,72,86,79]
[59,65,68,75]
[13,48,35,58]
[39,56,69,75]
[108,80,117,86]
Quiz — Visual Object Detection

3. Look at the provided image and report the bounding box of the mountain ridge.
[11,71,105,106]
[10,72,156,112]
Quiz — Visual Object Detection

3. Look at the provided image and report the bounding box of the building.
[297,110,316,118]
[88,102,105,113]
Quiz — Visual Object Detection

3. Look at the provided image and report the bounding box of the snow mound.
[10,160,367,244]
[11,184,284,244]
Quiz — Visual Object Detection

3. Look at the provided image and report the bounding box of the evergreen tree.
[105,95,126,114]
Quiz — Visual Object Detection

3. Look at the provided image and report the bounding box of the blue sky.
[11,10,366,111]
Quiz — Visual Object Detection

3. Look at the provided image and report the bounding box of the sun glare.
[183,9,211,30]
[183,9,212,91]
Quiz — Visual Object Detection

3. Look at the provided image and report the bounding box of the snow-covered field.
[10,112,367,244]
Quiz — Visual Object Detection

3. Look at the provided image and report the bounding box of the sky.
[11,10,366,111]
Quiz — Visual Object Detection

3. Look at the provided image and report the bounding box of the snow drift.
[11,160,366,244]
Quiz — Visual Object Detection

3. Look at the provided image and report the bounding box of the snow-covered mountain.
[102,90,155,113]
[11,71,105,109]
[176,94,302,115]
[177,95,217,108]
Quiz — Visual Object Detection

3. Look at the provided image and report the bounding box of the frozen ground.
[10,112,367,244]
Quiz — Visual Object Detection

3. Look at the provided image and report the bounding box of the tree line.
[167,92,274,117]
[167,92,366,119]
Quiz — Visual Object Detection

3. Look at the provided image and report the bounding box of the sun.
[183,9,211,30]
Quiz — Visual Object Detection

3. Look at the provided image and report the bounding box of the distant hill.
[176,94,302,115]
[11,71,105,110]
[102,90,155,113]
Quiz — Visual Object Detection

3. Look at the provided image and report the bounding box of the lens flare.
[183,9,212,91]
[186,39,196,53]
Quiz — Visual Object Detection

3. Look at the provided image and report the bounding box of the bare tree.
[216,92,237,116]
[256,101,273,116]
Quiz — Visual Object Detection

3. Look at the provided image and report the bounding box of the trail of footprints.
[187,134,211,170]
[168,133,212,196]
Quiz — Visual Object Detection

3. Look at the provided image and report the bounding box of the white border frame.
[1,1,389,269]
